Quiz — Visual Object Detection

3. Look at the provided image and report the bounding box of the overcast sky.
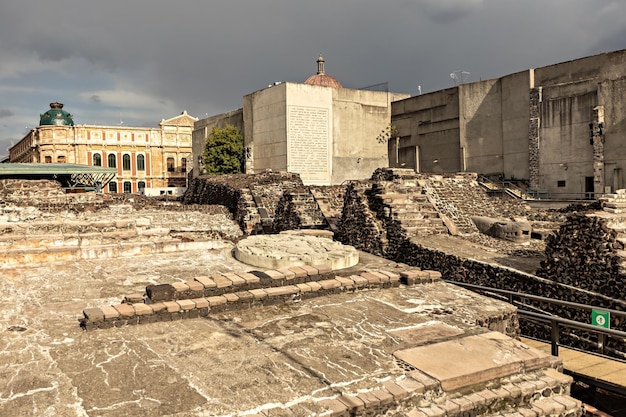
[1,0,625,155]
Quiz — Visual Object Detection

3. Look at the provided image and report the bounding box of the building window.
[57,155,66,163]
[108,154,116,168]
[557,180,566,187]
[44,156,52,163]
[167,157,175,172]
[93,154,102,166]
[137,154,145,171]
[181,157,187,173]
[123,181,132,193]
[123,154,131,171]
[138,181,146,191]
[109,182,117,193]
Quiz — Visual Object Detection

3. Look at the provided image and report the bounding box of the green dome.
[39,102,74,126]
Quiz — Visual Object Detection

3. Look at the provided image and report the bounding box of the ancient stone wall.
[337,170,626,356]
[184,172,304,234]
[538,213,626,301]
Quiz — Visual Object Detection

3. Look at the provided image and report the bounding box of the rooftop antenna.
[450,70,470,86]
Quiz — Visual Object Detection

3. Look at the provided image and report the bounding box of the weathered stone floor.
[0,244,532,416]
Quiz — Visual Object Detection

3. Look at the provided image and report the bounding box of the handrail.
[446,280,626,319]
[445,280,626,358]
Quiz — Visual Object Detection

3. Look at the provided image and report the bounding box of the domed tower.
[39,102,75,126]
[304,55,343,88]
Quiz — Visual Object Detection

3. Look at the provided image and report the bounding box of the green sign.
[591,309,610,329]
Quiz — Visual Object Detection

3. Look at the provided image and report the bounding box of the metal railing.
[445,280,626,358]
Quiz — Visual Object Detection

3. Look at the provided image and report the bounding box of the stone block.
[223,272,246,287]
[195,275,216,289]
[146,283,176,302]
[300,265,319,279]
[100,305,120,321]
[307,281,322,292]
[318,398,348,417]
[356,391,380,409]
[249,270,273,285]
[113,303,135,318]
[360,271,381,284]
[206,296,228,307]
[382,381,409,401]
[83,307,104,323]
[265,286,299,297]
[224,293,240,303]
[249,289,268,300]
[350,274,369,288]
[370,389,393,406]
[237,272,261,288]
[335,276,355,289]
[211,274,233,289]
[171,281,190,294]
[319,279,341,290]
[132,303,153,316]
[163,301,181,313]
[191,298,209,309]
[285,266,307,282]
[277,267,296,280]
[177,299,196,311]
[124,292,144,304]
[337,395,364,411]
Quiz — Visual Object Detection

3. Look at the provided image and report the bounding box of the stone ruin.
[0,175,603,416]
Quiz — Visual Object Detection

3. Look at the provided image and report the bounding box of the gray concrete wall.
[331,89,408,184]
[192,109,244,177]
[243,84,288,174]
[392,49,626,198]
[391,88,461,173]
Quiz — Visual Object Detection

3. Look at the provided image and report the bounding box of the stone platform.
[1,240,582,416]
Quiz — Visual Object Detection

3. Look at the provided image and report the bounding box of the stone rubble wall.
[538,212,626,301]
[184,172,304,234]
[337,170,626,357]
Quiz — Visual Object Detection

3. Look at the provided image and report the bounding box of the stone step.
[0,238,225,267]
[0,228,171,249]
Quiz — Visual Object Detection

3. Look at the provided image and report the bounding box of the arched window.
[123,181,132,193]
[109,182,117,193]
[137,154,145,171]
[93,154,102,166]
[123,154,131,171]
[138,181,146,191]
[108,153,116,168]
[167,157,175,172]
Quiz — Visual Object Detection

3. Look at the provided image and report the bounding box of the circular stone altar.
[233,233,359,270]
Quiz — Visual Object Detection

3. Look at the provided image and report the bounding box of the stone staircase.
[274,190,328,231]
[0,204,241,267]
[369,174,449,238]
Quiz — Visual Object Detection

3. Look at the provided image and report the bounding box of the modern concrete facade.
[10,105,197,193]
[391,49,626,199]
[192,57,409,185]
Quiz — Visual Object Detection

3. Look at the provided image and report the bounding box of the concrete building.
[391,49,626,199]
[10,103,197,194]
[192,56,409,185]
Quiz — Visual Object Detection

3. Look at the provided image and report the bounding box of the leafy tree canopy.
[202,125,244,175]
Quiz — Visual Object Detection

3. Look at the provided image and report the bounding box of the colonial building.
[9,103,197,194]
[390,48,626,199]
[192,56,410,185]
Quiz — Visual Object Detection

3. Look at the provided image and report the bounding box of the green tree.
[202,125,244,174]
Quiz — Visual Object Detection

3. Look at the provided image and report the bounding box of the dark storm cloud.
[1,0,626,154]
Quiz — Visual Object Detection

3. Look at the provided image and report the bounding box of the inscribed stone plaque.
[287,105,330,180]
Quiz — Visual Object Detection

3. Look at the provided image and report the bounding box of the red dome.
[304,55,343,88]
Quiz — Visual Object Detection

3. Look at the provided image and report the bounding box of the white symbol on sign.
[595,315,606,326]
